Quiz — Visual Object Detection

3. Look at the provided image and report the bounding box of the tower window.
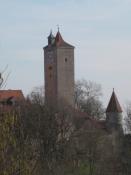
[49,66,53,70]
[65,58,67,62]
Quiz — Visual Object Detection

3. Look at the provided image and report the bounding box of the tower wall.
[44,36,75,107]
[57,47,74,106]
[106,112,123,132]
[44,47,57,106]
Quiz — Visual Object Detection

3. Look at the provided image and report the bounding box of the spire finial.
[113,88,114,92]
[57,24,60,32]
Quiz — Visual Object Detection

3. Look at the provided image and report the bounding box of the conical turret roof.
[47,30,55,45]
[48,30,54,39]
[106,90,122,113]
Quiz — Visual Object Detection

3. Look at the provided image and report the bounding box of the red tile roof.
[55,31,74,48]
[44,31,74,49]
[0,90,24,113]
[106,90,122,113]
[55,31,63,44]
[0,90,24,100]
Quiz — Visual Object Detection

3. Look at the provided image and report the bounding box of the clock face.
[47,51,54,64]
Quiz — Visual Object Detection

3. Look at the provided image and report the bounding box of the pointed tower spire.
[55,30,64,44]
[54,31,74,48]
[106,90,122,113]
[57,24,60,32]
[48,30,55,45]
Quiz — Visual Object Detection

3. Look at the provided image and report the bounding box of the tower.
[106,90,123,132]
[43,30,75,107]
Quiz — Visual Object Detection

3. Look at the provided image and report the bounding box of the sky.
[0,0,131,108]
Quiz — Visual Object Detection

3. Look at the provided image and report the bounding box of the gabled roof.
[0,90,24,100]
[106,90,122,113]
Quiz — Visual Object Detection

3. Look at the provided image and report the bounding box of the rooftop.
[106,90,122,113]
[0,90,24,101]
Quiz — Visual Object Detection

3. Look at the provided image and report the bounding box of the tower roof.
[54,31,74,48]
[106,90,122,113]
[48,30,54,39]
[55,31,63,43]
[47,30,55,45]
[44,30,74,49]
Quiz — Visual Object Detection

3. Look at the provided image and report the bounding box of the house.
[0,90,25,112]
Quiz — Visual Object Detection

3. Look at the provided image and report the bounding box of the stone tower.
[106,90,123,132]
[43,30,75,107]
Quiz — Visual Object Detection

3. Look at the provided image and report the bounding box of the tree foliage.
[0,82,130,175]
[125,102,131,132]
[0,111,31,175]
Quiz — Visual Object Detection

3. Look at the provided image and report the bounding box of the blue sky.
[0,0,131,107]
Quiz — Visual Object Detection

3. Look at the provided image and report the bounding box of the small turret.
[48,30,55,45]
[106,90,123,132]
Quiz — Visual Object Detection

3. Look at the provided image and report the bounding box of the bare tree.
[16,97,75,175]
[75,80,104,119]
[0,65,11,89]
[125,102,131,132]
[27,86,45,105]
[0,73,4,88]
